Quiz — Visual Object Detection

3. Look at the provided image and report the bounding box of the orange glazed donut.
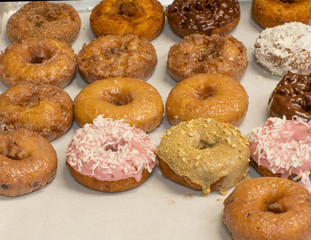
[90,0,164,41]
[252,0,311,28]
[165,73,248,126]
[0,38,76,88]
[6,1,81,45]
[223,177,311,240]
[74,77,164,132]
[0,129,57,197]
[0,82,73,141]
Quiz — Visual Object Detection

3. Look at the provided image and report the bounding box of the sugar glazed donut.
[167,34,248,82]
[77,34,157,84]
[156,118,250,195]
[223,177,311,240]
[0,38,76,88]
[0,129,57,197]
[90,0,164,41]
[249,117,311,184]
[254,22,311,76]
[166,73,248,126]
[166,0,240,37]
[66,116,158,192]
[268,71,311,121]
[0,82,73,141]
[252,0,311,28]
[74,77,164,132]
[6,1,81,45]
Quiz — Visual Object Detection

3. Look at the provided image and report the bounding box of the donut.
[66,116,157,192]
[74,77,164,133]
[77,34,157,84]
[6,1,81,45]
[0,38,76,88]
[0,82,73,141]
[0,129,57,197]
[156,118,250,195]
[167,34,248,82]
[90,0,164,41]
[268,71,311,121]
[248,117,311,184]
[252,0,311,28]
[165,73,249,126]
[254,22,311,76]
[223,177,311,240]
[165,0,240,37]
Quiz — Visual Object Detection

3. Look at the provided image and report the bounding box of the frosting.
[249,117,311,184]
[66,116,157,182]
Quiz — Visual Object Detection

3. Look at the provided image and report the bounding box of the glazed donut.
[223,177,311,240]
[6,1,81,45]
[90,0,164,41]
[66,116,157,192]
[77,34,157,84]
[74,77,164,132]
[0,82,73,141]
[252,0,311,28]
[166,0,240,37]
[248,117,311,184]
[0,129,57,197]
[268,71,311,121]
[156,118,250,195]
[0,38,76,88]
[165,73,249,126]
[167,34,248,82]
[254,22,311,76]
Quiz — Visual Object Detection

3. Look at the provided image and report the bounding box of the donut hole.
[119,2,142,17]
[279,0,295,3]
[27,47,56,64]
[104,91,133,106]
[264,197,287,214]
[2,141,30,160]
[196,86,216,100]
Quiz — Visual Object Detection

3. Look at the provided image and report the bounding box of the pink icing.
[249,117,311,184]
[66,116,158,182]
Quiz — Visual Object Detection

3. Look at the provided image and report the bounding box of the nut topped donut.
[90,0,165,40]
[6,1,81,45]
[166,0,241,37]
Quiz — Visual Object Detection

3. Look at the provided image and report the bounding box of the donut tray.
[0,1,309,240]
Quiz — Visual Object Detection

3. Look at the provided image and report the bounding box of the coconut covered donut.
[6,1,81,45]
[254,22,311,76]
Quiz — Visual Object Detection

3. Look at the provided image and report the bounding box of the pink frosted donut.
[249,117,311,184]
[66,116,157,192]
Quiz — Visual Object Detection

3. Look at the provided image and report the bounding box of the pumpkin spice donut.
[0,38,76,88]
[6,1,81,45]
[0,128,57,197]
[90,0,165,41]
[167,34,248,82]
[77,34,157,84]
[0,82,73,141]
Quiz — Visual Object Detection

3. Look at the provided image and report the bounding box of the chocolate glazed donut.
[268,71,311,121]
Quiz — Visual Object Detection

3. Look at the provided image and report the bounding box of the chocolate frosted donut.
[268,71,311,121]
[166,0,241,37]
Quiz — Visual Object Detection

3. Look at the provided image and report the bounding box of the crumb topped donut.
[166,0,241,37]
[77,34,157,83]
[223,177,311,240]
[6,1,81,45]
[254,22,311,76]
[167,34,248,82]
[90,0,164,40]
[66,116,157,192]
[156,118,250,195]
[0,38,76,88]
[0,129,57,197]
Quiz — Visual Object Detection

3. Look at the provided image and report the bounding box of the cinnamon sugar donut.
[77,34,157,83]
[90,0,164,41]
[167,34,248,82]
[0,38,76,88]
[0,82,73,141]
[0,129,57,197]
[6,1,81,45]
